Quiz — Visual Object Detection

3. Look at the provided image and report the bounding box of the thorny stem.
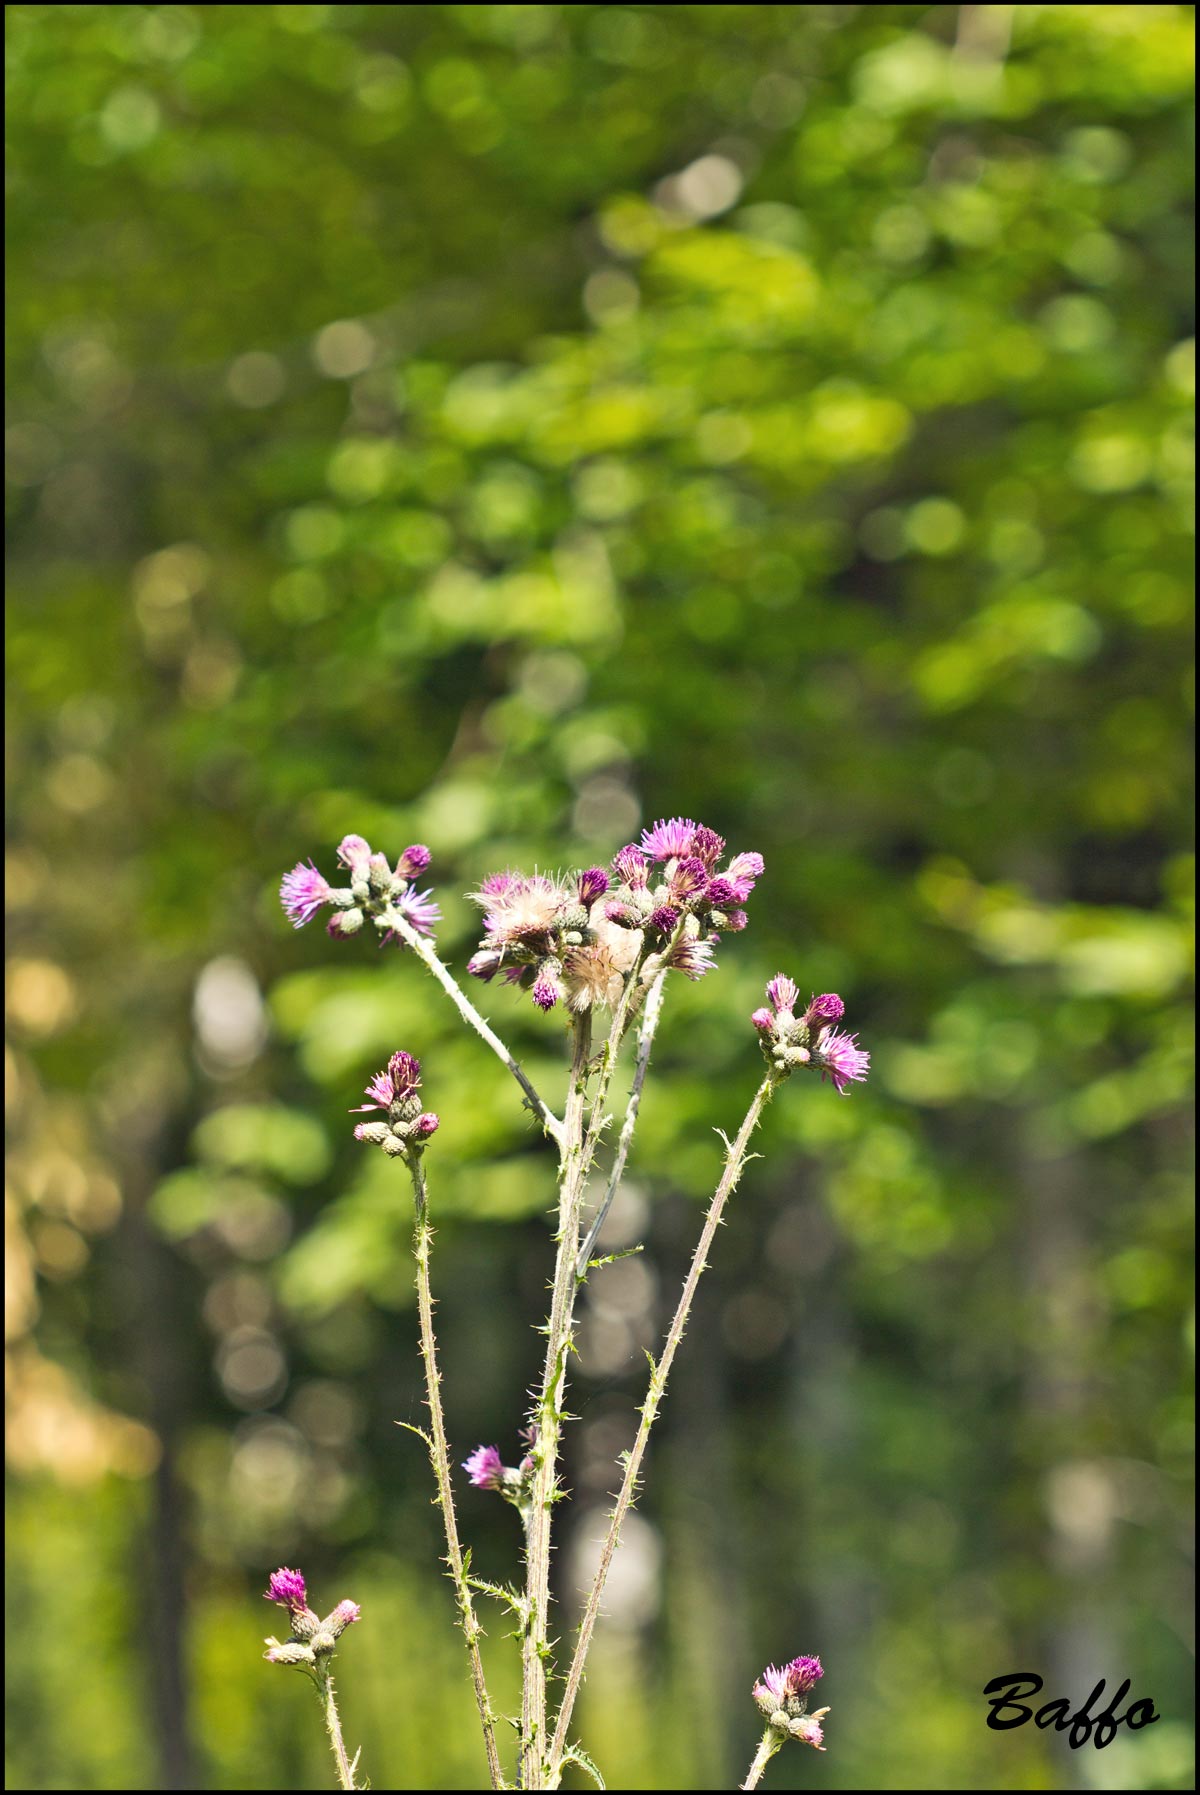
[740,1727,784,1791]
[315,1666,357,1791]
[406,1154,505,1790]
[576,965,667,1276]
[386,912,566,1149]
[522,1009,593,1788]
[548,1073,779,1782]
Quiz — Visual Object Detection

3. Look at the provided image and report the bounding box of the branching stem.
[548,1074,779,1782]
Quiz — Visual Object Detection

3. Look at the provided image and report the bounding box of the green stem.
[548,1074,778,1782]
[315,1666,357,1791]
[407,1154,505,1789]
[740,1727,784,1791]
[577,964,666,1276]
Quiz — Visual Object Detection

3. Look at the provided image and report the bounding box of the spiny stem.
[522,1009,593,1788]
[740,1727,784,1791]
[548,1074,778,1781]
[406,1154,505,1790]
[385,912,565,1149]
[315,1666,357,1791]
[577,965,667,1276]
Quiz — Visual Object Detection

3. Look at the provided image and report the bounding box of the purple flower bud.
[326,1599,362,1637]
[766,974,800,1017]
[720,908,748,931]
[690,825,726,868]
[668,856,709,902]
[336,834,373,875]
[395,843,432,878]
[326,909,363,938]
[816,1027,871,1096]
[265,1566,308,1613]
[577,867,610,905]
[463,1445,505,1490]
[604,899,635,926]
[467,949,502,982]
[412,1112,440,1138]
[791,1714,826,1750]
[805,993,845,1024]
[784,1655,824,1694]
[751,1007,775,1034]
[532,965,562,1011]
[725,851,764,901]
[280,862,333,928]
[639,817,697,861]
[705,876,738,908]
[612,844,648,888]
[387,1051,422,1099]
[647,904,680,934]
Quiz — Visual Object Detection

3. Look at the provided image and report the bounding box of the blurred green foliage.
[5,4,1194,1790]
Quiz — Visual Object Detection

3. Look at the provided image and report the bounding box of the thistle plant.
[270,820,871,1790]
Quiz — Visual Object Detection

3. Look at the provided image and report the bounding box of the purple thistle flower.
[640,816,697,861]
[690,825,726,868]
[719,907,748,931]
[463,1444,505,1489]
[265,1566,308,1613]
[751,1007,775,1034]
[280,861,333,929]
[395,843,432,878]
[352,1068,396,1112]
[412,1112,440,1139]
[668,856,709,902]
[725,851,764,901]
[577,867,610,905]
[604,898,635,926]
[766,974,800,1017]
[805,992,845,1025]
[393,886,441,935]
[337,834,373,876]
[705,876,737,908]
[647,904,680,934]
[816,1027,871,1096]
[467,948,502,981]
[784,1655,824,1694]
[387,1051,421,1099]
[477,870,518,897]
[501,965,528,986]
[612,844,648,888]
[532,964,563,1011]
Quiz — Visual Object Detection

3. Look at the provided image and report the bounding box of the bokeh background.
[5,5,1195,1790]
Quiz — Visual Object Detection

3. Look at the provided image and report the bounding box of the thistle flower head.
[577,866,610,905]
[337,834,373,876]
[532,963,563,1012]
[395,843,431,878]
[265,1566,308,1613]
[280,862,333,929]
[392,886,441,936]
[463,1444,505,1489]
[647,903,680,934]
[471,872,570,949]
[751,1007,774,1034]
[666,934,717,981]
[815,1026,871,1095]
[753,1654,824,1715]
[724,851,764,902]
[690,825,726,868]
[805,992,845,1024]
[612,844,648,888]
[326,1599,362,1637]
[351,1050,422,1113]
[765,974,799,1018]
[640,816,697,861]
[412,1112,440,1139]
[668,856,709,902]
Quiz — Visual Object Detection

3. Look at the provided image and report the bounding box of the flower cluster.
[753,1654,829,1750]
[350,1051,440,1156]
[263,1566,361,1672]
[752,977,870,1095]
[281,834,440,944]
[465,818,763,1014]
[463,1435,535,1510]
